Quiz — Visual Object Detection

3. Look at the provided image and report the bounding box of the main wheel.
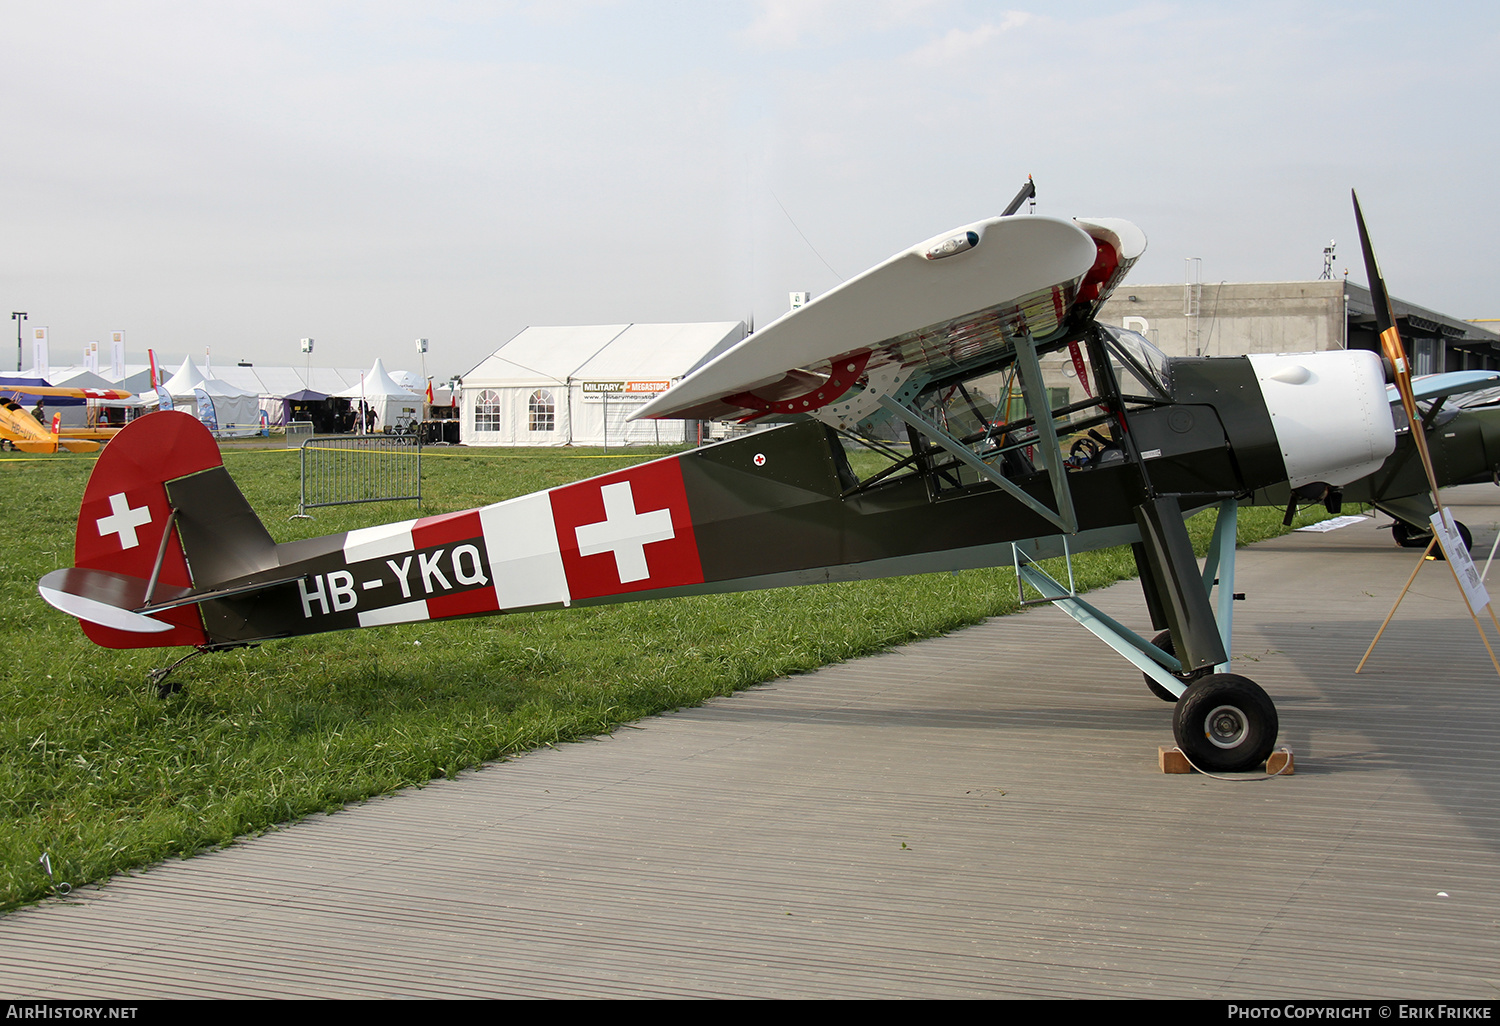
[1392,519,1471,559]
[1143,630,1212,703]
[1443,520,1474,560]
[1172,674,1278,773]
[1391,520,1427,548]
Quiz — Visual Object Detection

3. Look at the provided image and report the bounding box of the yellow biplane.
[0,385,133,453]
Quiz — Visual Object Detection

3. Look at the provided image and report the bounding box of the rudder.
[71,412,227,648]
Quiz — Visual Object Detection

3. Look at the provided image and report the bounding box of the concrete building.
[1093,279,1500,373]
[958,279,1500,424]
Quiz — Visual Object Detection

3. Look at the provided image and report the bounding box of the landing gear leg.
[1016,498,1280,767]
[1142,630,1211,702]
[1014,502,1232,702]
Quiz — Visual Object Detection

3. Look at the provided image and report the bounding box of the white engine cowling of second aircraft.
[1247,350,1396,489]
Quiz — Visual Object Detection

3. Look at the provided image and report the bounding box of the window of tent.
[528,389,555,432]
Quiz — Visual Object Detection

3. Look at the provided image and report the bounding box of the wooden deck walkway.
[4,488,1499,999]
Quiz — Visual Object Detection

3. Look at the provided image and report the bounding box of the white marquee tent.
[459,322,745,446]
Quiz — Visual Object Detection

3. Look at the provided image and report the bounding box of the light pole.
[300,338,314,389]
[415,338,428,423]
[11,312,26,372]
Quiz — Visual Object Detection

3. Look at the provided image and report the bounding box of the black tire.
[1143,630,1212,703]
[1172,674,1279,773]
[1447,520,1474,559]
[1393,520,1471,559]
[1391,520,1428,548]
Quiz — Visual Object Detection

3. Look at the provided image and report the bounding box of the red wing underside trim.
[725,351,872,422]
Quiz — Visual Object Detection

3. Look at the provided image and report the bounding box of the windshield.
[1100,324,1170,400]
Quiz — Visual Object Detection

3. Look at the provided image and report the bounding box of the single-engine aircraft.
[0,385,133,453]
[38,184,1403,772]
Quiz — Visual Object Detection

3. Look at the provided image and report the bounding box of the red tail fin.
[74,411,219,648]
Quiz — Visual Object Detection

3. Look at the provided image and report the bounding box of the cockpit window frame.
[1100,324,1172,403]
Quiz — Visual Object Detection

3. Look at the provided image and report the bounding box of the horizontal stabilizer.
[10,440,98,454]
[38,568,187,634]
[136,571,309,613]
[39,566,309,630]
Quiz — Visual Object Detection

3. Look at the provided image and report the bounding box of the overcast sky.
[4,1,1496,381]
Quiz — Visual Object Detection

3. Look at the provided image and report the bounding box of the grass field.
[1,438,1335,910]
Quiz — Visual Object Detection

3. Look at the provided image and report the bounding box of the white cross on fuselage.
[574,481,675,584]
[96,492,152,550]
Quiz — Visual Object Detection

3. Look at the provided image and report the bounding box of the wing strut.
[1016,548,1192,699]
[876,332,1078,534]
[1014,498,1241,699]
[877,393,1077,533]
[1011,333,1075,528]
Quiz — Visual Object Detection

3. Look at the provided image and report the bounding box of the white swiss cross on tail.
[96,492,152,550]
[574,481,675,583]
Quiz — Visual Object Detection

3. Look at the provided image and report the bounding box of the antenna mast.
[1320,239,1337,280]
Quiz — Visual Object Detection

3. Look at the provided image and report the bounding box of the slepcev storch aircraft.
[37,190,1397,772]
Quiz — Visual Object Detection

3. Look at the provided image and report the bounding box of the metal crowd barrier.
[298,433,422,516]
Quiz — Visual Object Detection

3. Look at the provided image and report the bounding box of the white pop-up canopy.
[31,356,431,433]
[162,357,210,396]
[159,358,261,435]
[334,359,424,431]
